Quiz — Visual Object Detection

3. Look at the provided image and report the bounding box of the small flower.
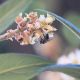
[15,33,23,42]
[45,14,55,23]
[39,15,46,22]
[20,32,30,45]
[34,20,41,29]
[15,13,23,24]
[26,12,38,22]
[43,25,56,33]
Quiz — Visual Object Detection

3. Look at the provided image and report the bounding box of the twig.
[0,29,19,41]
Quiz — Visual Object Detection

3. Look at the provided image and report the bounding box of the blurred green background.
[0,0,80,60]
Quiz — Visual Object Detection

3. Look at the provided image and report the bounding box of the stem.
[0,29,19,41]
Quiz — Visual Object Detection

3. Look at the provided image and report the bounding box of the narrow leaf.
[0,53,52,80]
[0,0,34,34]
[62,13,80,46]
[40,64,80,79]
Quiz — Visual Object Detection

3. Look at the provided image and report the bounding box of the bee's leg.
[39,33,49,44]
[45,33,49,40]
[39,35,45,44]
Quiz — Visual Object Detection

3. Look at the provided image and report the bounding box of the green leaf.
[62,13,80,46]
[62,26,80,47]
[0,54,80,80]
[0,53,52,80]
[0,0,34,34]
[40,64,80,79]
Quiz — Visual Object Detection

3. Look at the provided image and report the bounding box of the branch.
[0,29,19,41]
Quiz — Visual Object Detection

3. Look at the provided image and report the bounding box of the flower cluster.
[7,12,57,45]
[57,49,80,64]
